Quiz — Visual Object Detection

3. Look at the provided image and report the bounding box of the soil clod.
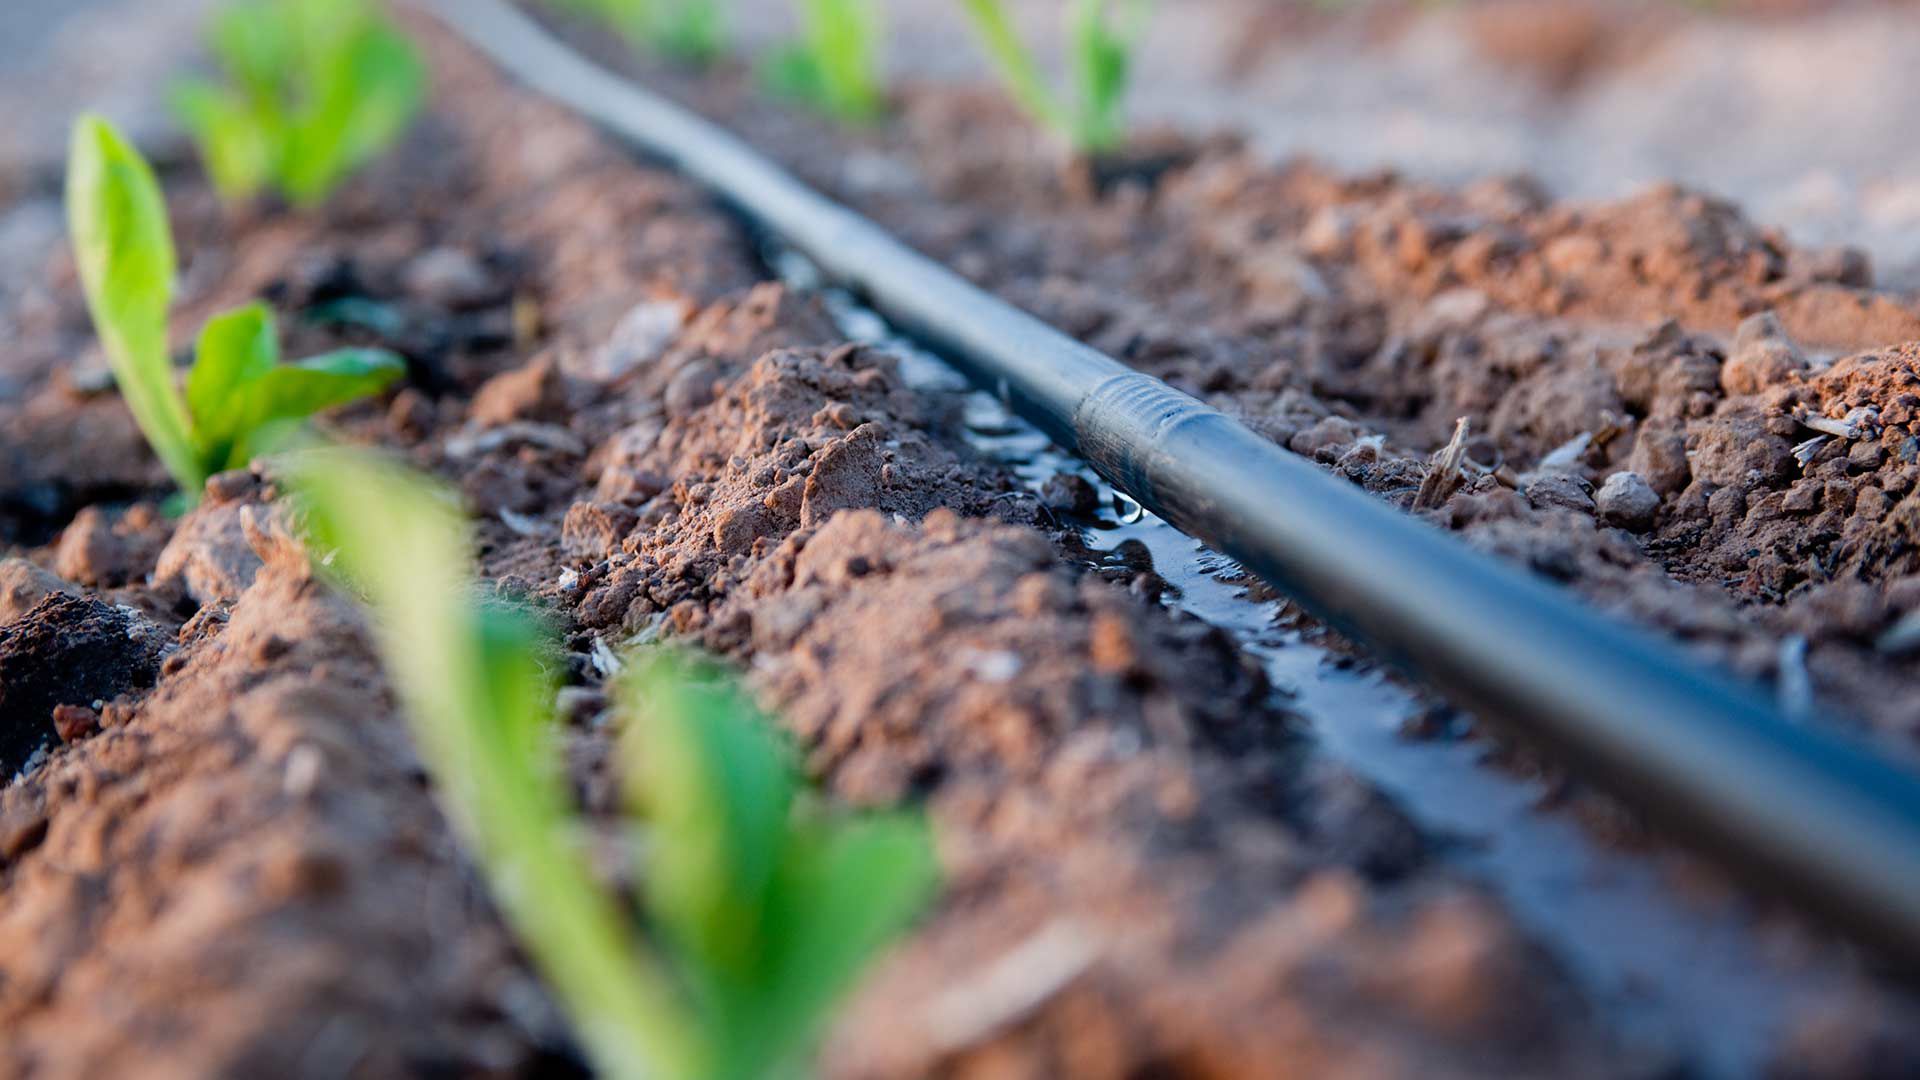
[0,593,164,776]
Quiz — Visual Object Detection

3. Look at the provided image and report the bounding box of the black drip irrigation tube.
[432,0,1920,968]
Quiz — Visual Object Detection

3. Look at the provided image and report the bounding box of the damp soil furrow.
[1,10,1918,1080]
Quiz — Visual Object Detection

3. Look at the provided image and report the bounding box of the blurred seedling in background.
[66,116,404,505]
[762,0,887,124]
[171,0,425,208]
[293,449,939,1080]
[958,0,1148,155]
[555,0,728,65]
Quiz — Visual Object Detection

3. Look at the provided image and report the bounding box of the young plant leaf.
[957,0,1069,137]
[652,0,727,64]
[554,0,727,65]
[290,450,700,1080]
[1069,0,1144,152]
[168,81,276,203]
[210,0,297,107]
[762,0,885,123]
[173,0,425,208]
[187,301,280,430]
[189,311,404,473]
[620,649,939,1079]
[68,119,405,503]
[624,652,795,978]
[740,813,938,1078]
[65,114,202,492]
[957,0,1148,154]
[280,20,427,207]
[295,452,936,1080]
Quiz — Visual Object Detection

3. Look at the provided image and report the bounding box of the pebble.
[1523,472,1595,514]
[1039,473,1101,518]
[402,247,498,309]
[1595,471,1660,532]
[1722,311,1809,395]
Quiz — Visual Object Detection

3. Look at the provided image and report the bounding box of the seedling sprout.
[762,0,887,123]
[66,116,404,503]
[958,0,1149,154]
[292,450,938,1080]
[171,0,425,207]
[555,0,729,65]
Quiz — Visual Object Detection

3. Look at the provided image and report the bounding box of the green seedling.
[761,0,886,123]
[293,449,938,1080]
[66,116,404,502]
[958,0,1149,154]
[171,0,425,207]
[621,652,937,1080]
[555,0,728,65]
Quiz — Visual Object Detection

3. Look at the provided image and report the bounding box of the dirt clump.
[52,502,170,587]
[0,549,557,1077]
[0,592,166,777]
[0,557,77,624]
[575,341,1030,630]
[152,483,275,608]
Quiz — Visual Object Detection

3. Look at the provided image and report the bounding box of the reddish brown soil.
[0,16,1670,1080]
[2,8,1919,1079]
[551,19,1920,752]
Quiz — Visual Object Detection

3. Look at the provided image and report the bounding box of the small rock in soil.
[561,501,639,558]
[387,387,439,438]
[52,503,170,587]
[580,298,689,383]
[403,246,503,310]
[0,558,76,624]
[1627,421,1692,497]
[1038,473,1101,518]
[1522,471,1596,514]
[1723,312,1809,396]
[1595,471,1660,532]
[662,358,720,418]
[1688,407,1797,489]
[51,703,100,744]
[0,594,165,776]
[153,499,268,608]
[203,469,261,505]
[470,352,569,426]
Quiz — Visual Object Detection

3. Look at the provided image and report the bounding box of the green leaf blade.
[169,80,275,203]
[959,0,1069,140]
[734,813,937,1078]
[219,346,404,469]
[209,2,295,107]
[624,652,797,975]
[65,114,202,494]
[184,0,425,209]
[290,450,701,1080]
[187,301,280,444]
[341,26,429,166]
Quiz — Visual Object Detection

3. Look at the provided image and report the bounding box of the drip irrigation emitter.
[430,0,1920,968]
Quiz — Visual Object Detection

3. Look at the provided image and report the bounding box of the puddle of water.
[772,247,1853,1076]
